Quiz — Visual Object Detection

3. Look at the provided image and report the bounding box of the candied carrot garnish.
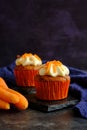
[46,62,52,74]
[56,61,62,66]
[46,60,62,67]
[34,54,41,61]
[52,60,62,66]
[22,53,32,58]
[53,64,57,73]
[45,60,63,74]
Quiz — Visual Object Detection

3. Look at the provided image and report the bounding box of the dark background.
[0,0,87,69]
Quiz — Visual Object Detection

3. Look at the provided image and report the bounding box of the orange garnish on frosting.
[22,53,32,58]
[21,53,41,61]
[34,54,41,61]
[45,60,62,74]
[46,62,52,74]
[52,60,62,66]
[53,64,57,73]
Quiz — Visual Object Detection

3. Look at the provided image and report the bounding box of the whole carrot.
[0,77,8,89]
[0,99,10,110]
[7,88,29,110]
[0,77,28,110]
[0,87,19,104]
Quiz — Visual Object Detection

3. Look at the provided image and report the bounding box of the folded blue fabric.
[69,67,87,119]
[0,61,16,84]
[0,62,87,119]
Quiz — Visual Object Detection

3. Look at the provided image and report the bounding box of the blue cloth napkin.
[69,67,87,119]
[0,62,87,119]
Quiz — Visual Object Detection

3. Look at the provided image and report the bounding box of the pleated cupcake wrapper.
[35,80,70,100]
[14,69,38,87]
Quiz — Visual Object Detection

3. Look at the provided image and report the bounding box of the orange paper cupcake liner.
[14,69,38,87]
[35,79,70,100]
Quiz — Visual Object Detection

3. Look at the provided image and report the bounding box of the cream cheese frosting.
[15,53,42,66]
[39,60,69,77]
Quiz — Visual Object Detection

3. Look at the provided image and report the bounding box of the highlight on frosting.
[15,53,42,66]
[39,60,69,77]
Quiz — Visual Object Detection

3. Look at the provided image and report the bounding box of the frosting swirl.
[39,60,69,77]
[15,53,42,66]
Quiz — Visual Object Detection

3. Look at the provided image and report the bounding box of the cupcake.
[14,53,42,87]
[35,60,70,100]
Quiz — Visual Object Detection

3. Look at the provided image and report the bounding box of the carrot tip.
[6,104,10,110]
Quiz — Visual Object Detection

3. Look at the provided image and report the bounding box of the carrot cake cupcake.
[14,53,42,87]
[35,60,70,100]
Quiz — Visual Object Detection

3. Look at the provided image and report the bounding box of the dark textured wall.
[0,0,87,69]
